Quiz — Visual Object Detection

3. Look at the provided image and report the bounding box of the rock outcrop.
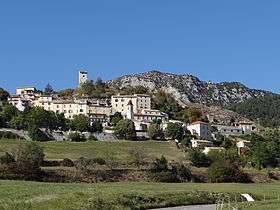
[108,70,274,106]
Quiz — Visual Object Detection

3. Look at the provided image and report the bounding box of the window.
[121,99,124,102]
[80,109,83,112]
[48,103,51,105]
[115,99,118,102]
[57,105,59,108]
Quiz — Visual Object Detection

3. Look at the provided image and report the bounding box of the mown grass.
[0,139,184,162]
[224,200,280,210]
[0,180,280,209]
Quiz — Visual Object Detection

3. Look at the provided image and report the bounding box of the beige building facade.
[111,94,151,116]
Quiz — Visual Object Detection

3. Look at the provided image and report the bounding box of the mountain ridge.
[108,70,275,106]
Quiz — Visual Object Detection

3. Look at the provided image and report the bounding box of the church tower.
[78,71,88,88]
[127,100,134,120]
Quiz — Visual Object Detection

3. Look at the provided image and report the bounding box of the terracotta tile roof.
[204,147,225,150]
[190,121,209,125]
[192,140,212,143]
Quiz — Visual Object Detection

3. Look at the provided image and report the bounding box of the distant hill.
[228,95,280,128]
[108,70,275,106]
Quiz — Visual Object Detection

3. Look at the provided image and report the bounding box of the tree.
[128,147,148,169]
[68,132,86,142]
[253,143,277,169]
[147,124,164,140]
[2,104,19,122]
[0,115,4,128]
[69,114,90,132]
[26,107,50,129]
[44,83,54,95]
[165,123,184,140]
[111,112,123,125]
[152,89,183,120]
[0,88,9,102]
[187,148,210,167]
[57,89,75,98]
[207,161,235,183]
[185,107,203,123]
[114,119,136,140]
[28,126,50,141]
[10,115,27,130]
[80,80,95,96]
[90,121,103,132]
[11,142,44,168]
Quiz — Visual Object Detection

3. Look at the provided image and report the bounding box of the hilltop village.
[6,71,256,153]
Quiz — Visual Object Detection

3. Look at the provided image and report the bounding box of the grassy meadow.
[0,139,184,162]
[1,180,280,209]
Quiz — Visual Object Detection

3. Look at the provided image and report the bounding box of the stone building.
[78,71,88,88]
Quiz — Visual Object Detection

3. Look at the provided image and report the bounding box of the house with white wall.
[187,121,212,140]
[191,139,214,148]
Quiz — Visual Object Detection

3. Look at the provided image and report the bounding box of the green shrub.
[207,161,233,183]
[68,132,86,142]
[187,148,210,167]
[0,131,24,140]
[207,161,250,183]
[0,152,15,165]
[148,171,180,182]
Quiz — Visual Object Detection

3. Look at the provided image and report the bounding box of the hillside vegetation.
[228,95,280,128]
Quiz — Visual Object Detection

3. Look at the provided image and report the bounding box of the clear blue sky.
[1,0,280,94]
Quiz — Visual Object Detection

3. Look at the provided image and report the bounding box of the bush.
[68,132,86,142]
[91,157,106,165]
[60,158,74,167]
[207,161,250,183]
[128,147,148,168]
[187,148,210,167]
[0,152,15,165]
[148,171,180,183]
[114,119,136,140]
[28,126,50,141]
[207,161,234,183]
[173,164,193,182]
[8,161,42,181]
[150,156,168,172]
[0,131,24,140]
[148,156,193,183]
[12,142,45,168]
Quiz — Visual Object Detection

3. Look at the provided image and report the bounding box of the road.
[151,204,216,210]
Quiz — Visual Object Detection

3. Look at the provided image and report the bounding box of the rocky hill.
[108,71,275,106]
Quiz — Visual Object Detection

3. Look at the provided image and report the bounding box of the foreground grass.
[224,200,280,210]
[0,139,184,162]
[1,180,280,209]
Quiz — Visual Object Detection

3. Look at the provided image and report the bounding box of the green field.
[0,180,280,209]
[0,139,184,162]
